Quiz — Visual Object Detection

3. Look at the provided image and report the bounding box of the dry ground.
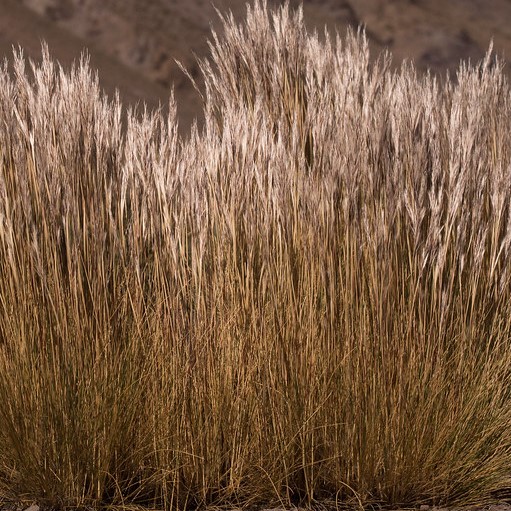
[1,0,511,133]
[2,504,511,511]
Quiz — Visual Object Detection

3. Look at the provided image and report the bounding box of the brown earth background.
[1,0,511,135]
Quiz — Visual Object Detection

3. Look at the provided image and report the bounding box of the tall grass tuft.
[1,2,511,510]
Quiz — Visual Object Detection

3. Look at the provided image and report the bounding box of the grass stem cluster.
[1,2,511,510]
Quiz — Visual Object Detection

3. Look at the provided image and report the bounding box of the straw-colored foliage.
[1,2,511,510]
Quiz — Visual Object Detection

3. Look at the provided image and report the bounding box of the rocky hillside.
[2,0,511,133]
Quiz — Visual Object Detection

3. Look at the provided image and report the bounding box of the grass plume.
[1,2,511,510]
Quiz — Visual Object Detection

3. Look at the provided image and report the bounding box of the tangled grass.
[1,2,511,510]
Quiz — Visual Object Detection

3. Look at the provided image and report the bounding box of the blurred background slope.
[2,0,511,134]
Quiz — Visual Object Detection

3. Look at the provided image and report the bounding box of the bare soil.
[1,0,511,134]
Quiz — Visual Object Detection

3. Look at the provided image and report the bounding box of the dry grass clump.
[1,2,511,510]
